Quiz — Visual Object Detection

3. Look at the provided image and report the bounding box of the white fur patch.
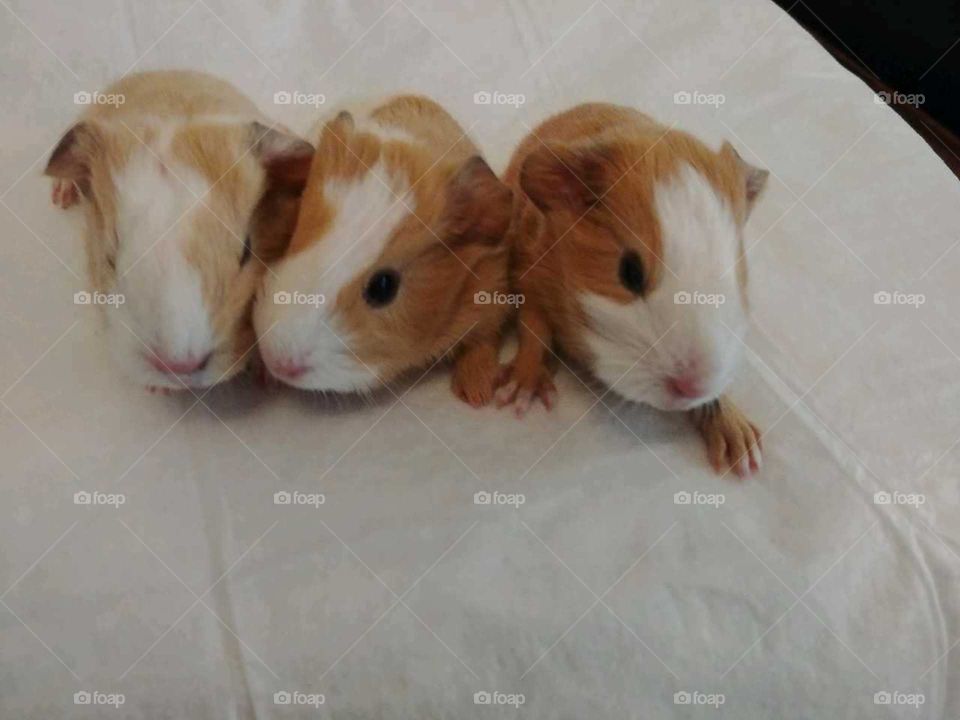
[315,100,424,148]
[357,118,421,146]
[579,164,748,410]
[256,162,411,392]
[109,147,216,386]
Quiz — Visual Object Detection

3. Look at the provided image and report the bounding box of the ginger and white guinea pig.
[45,70,314,391]
[254,96,514,404]
[500,103,768,476]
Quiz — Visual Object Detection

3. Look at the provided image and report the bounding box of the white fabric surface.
[2,1,959,717]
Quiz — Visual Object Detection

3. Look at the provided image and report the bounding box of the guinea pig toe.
[705,432,727,473]
[51,179,79,209]
[453,380,483,407]
[451,366,495,408]
[540,378,558,411]
[514,388,534,418]
[494,380,519,408]
[735,456,750,478]
[748,439,762,472]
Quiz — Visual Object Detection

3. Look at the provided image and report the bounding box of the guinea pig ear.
[721,141,769,214]
[442,156,513,247]
[519,142,608,214]
[316,111,355,153]
[313,111,378,180]
[45,123,99,193]
[250,122,315,192]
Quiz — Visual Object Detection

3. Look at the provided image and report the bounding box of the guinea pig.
[45,70,314,392]
[499,103,768,476]
[254,95,514,404]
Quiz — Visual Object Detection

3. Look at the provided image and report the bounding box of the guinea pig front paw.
[145,385,174,396]
[495,363,557,418]
[51,179,80,209]
[451,342,501,408]
[692,396,762,478]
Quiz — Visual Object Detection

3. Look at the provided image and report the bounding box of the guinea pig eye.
[618,250,645,295]
[240,234,253,266]
[364,269,400,308]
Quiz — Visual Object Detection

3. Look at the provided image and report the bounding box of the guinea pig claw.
[736,456,750,478]
[146,385,173,396]
[514,389,534,418]
[495,366,557,416]
[693,396,762,478]
[51,179,79,209]
[495,381,519,408]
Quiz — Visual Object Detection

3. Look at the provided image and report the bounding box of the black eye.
[619,250,645,295]
[364,269,400,307]
[240,234,253,266]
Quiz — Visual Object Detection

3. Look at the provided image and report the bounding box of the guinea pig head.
[45,120,313,390]
[520,133,768,411]
[255,112,513,393]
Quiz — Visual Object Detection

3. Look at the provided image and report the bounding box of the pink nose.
[148,350,210,375]
[269,357,310,380]
[666,374,703,399]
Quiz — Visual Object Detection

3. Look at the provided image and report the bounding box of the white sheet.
[2,0,959,717]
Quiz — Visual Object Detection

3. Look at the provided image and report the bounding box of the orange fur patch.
[282,96,513,383]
